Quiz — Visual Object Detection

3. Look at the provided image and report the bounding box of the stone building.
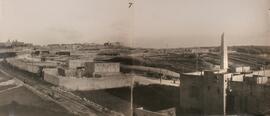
[228,75,270,115]
[180,70,231,115]
[67,59,86,69]
[85,62,120,77]
[179,33,270,115]
[57,67,77,77]
[57,59,120,78]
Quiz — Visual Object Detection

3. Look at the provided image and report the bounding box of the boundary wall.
[44,69,131,91]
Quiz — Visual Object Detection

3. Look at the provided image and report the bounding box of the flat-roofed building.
[232,66,251,73]
[67,59,93,69]
[85,62,120,77]
[180,70,231,115]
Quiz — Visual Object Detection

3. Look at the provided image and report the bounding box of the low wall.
[59,77,131,91]
[121,65,180,78]
[6,58,40,74]
[43,69,131,91]
[134,107,176,116]
[134,108,166,116]
[253,70,270,77]
[43,69,59,85]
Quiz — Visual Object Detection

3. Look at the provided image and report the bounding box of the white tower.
[220,33,228,71]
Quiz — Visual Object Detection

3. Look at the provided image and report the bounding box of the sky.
[0,0,269,48]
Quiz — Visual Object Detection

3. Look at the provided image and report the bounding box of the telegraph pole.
[130,75,134,116]
[128,0,135,116]
[196,48,198,71]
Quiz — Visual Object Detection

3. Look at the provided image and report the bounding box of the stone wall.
[57,67,77,77]
[134,107,176,116]
[94,63,120,73]
[6,58,41,74]
[179,74,203,112]
[58,76,131,91]
[229,81,270,115]
[44,69,131,91]
[68,59,92,68]
[134,108,166,116]
[122,65,180,78]
[232,74,244,82]
[202,71,231,115]
[179,71,231,115]
[43,69,59,85]
[85,62,120,77]
[253,69,270,77]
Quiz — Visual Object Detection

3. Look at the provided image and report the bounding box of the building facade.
[179,33,270,115]
[85,62,120,77]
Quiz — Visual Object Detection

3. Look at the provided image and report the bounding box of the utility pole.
[128,0,135,116]
[263,62,266,76]
[130,75,134,116]
[196,48,198,71]
[160,67,162,84]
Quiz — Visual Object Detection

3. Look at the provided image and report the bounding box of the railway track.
[0,61,123,116]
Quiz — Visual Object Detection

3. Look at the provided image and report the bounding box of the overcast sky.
[0,0,269,48]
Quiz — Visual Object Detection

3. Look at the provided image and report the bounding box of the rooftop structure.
[179,33,270,115]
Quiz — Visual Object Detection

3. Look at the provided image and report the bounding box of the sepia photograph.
[0,0,269,116]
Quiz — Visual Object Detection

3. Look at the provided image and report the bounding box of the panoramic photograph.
[0,0,269,116]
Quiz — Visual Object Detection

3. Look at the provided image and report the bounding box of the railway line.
[0,61,123,116]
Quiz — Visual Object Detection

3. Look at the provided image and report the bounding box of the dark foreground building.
[179,34,270,115]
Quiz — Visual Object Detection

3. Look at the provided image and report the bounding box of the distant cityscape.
[0,32,269,116]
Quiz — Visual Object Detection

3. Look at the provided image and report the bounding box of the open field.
[0,61,117,116]
[0,86,72,116]
[74,84,179,116]
[105,47,270,73]
[0,102,74,116]
[0,66,74,116]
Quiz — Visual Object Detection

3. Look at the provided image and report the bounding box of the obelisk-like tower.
[220,32,228,71]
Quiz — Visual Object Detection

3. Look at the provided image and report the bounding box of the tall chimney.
[220,32,228,71]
